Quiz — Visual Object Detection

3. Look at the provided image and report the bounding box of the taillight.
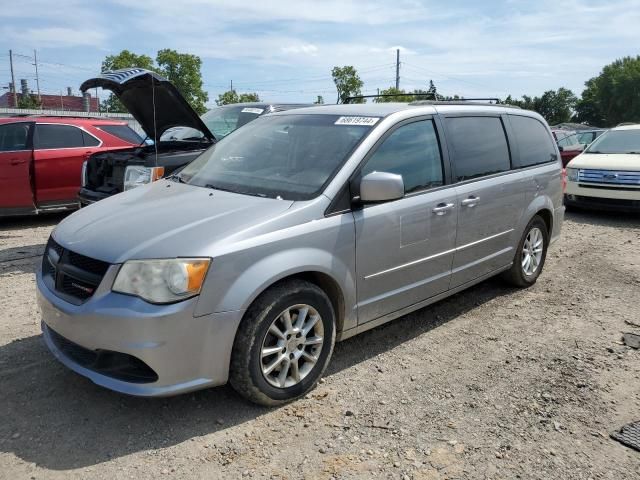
[561,168,567,193]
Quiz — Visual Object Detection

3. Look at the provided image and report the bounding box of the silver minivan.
[37,102,564,405]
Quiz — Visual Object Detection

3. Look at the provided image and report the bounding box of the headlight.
[81,160,88,187]
[123,166,165,191]
[566,167,579,182]
[112,258,210,304]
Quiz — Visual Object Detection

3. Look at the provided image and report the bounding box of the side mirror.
[359,171,404,203]
[558,145,564,152]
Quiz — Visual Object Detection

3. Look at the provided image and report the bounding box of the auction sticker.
[334,116,380,126]
[241,107,264,114]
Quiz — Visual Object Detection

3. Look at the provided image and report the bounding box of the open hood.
[80,68,215,143]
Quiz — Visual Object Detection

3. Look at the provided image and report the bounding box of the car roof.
[0,116,128,125]
[612,124,640,131]
[270,102,531,118]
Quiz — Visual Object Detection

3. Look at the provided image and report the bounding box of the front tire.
[229,280,336,406]
[502,215,549,287]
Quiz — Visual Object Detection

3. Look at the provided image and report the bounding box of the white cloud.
[1,27,108,49]
[281,44,319,55]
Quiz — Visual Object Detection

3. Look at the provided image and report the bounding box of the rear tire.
[502,215,549,288]
[229,279,336,406]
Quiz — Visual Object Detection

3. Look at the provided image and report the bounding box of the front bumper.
[78,188,113,207]
[37,270,244,397]
[565,181,640,212]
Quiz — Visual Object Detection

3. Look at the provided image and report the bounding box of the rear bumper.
[37,270,244,397]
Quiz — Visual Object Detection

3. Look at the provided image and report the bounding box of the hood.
[53,181,294,263]
[568,152,640,171]
[80,68,215,143]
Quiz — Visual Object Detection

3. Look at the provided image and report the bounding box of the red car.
[0,117,141,216]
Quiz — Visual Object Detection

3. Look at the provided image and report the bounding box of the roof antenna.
[151,74,158,166]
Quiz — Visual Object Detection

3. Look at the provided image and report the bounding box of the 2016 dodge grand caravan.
[37,102,564,405]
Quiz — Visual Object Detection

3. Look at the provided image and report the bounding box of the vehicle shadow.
[565,208,640,229]
[0,212,69,232]
[0,277,515,471]
[0,244,46,276]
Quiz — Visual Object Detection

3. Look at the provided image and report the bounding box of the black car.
[78,68,310,206]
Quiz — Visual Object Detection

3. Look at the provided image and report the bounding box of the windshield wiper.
[204,184,268,198]
[167,173,186,183]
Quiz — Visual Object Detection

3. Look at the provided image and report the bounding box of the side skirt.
[337,263,512,341]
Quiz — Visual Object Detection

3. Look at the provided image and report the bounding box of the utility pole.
[230,80,233,92]
[395,49,400,90]
[9,49,17,107]
[33,49,41,105]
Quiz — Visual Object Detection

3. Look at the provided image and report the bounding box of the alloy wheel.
[522,227,544,276]
[260,304,324,388]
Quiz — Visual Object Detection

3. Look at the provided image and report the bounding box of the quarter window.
[509,115,557,167]
[82,130,100,147]
[361,120,444,194]
[445,117,511,181]
[35,124,85,149]
[0,123,30,151]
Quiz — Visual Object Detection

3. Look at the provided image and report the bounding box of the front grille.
[577,169,640,188]
[47,326,158,384]
[42,237,110,304]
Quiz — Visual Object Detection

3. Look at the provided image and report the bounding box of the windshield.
[202,105,264,139]
[585,129,640,154]
[159,105,265,142]
[178,114,376,200]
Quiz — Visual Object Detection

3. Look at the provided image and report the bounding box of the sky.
[1,0,640,108]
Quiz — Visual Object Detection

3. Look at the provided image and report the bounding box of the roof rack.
[343,94,510,106]
[343,93,442,104]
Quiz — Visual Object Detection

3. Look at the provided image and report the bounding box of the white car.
[565,124,640,212]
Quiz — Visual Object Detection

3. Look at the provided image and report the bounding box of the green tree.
[332,66,364,103]
[18,93,41,109]
[100,50,155,113]
[503,88,577,125]
[426,80,442,100]
[534,88,577,125]
[373,87,415,102]
[574,56,640,126]
[99,49,209,114]
[215,90,260,106]
[156,49,208,114]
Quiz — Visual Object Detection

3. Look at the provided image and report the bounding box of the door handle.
[432,203,455,215]
[461,196,480,207]
[10,159,27,165]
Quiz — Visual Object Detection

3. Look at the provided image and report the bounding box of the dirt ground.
[0,209,639,480]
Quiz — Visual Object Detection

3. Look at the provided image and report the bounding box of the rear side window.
[361,120,444,194]
[509,115,557,168]
[445,117,511,181]
[0,123,30,151]
[96,124,142,144]
[35,124,84,149]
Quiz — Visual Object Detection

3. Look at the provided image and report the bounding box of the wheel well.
[249,272,346,334]
[536,209,553,236]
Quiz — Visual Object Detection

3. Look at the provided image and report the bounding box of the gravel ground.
[0,209,639,480]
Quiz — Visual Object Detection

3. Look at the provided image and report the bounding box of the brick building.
[0,91,99,112]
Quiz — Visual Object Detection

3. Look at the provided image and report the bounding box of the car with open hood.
[77,68,310,206]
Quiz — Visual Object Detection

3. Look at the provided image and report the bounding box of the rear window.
[445,117,511,181]
[96,124,142,144]
[35,124,84,149]
[509,115,557,168]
